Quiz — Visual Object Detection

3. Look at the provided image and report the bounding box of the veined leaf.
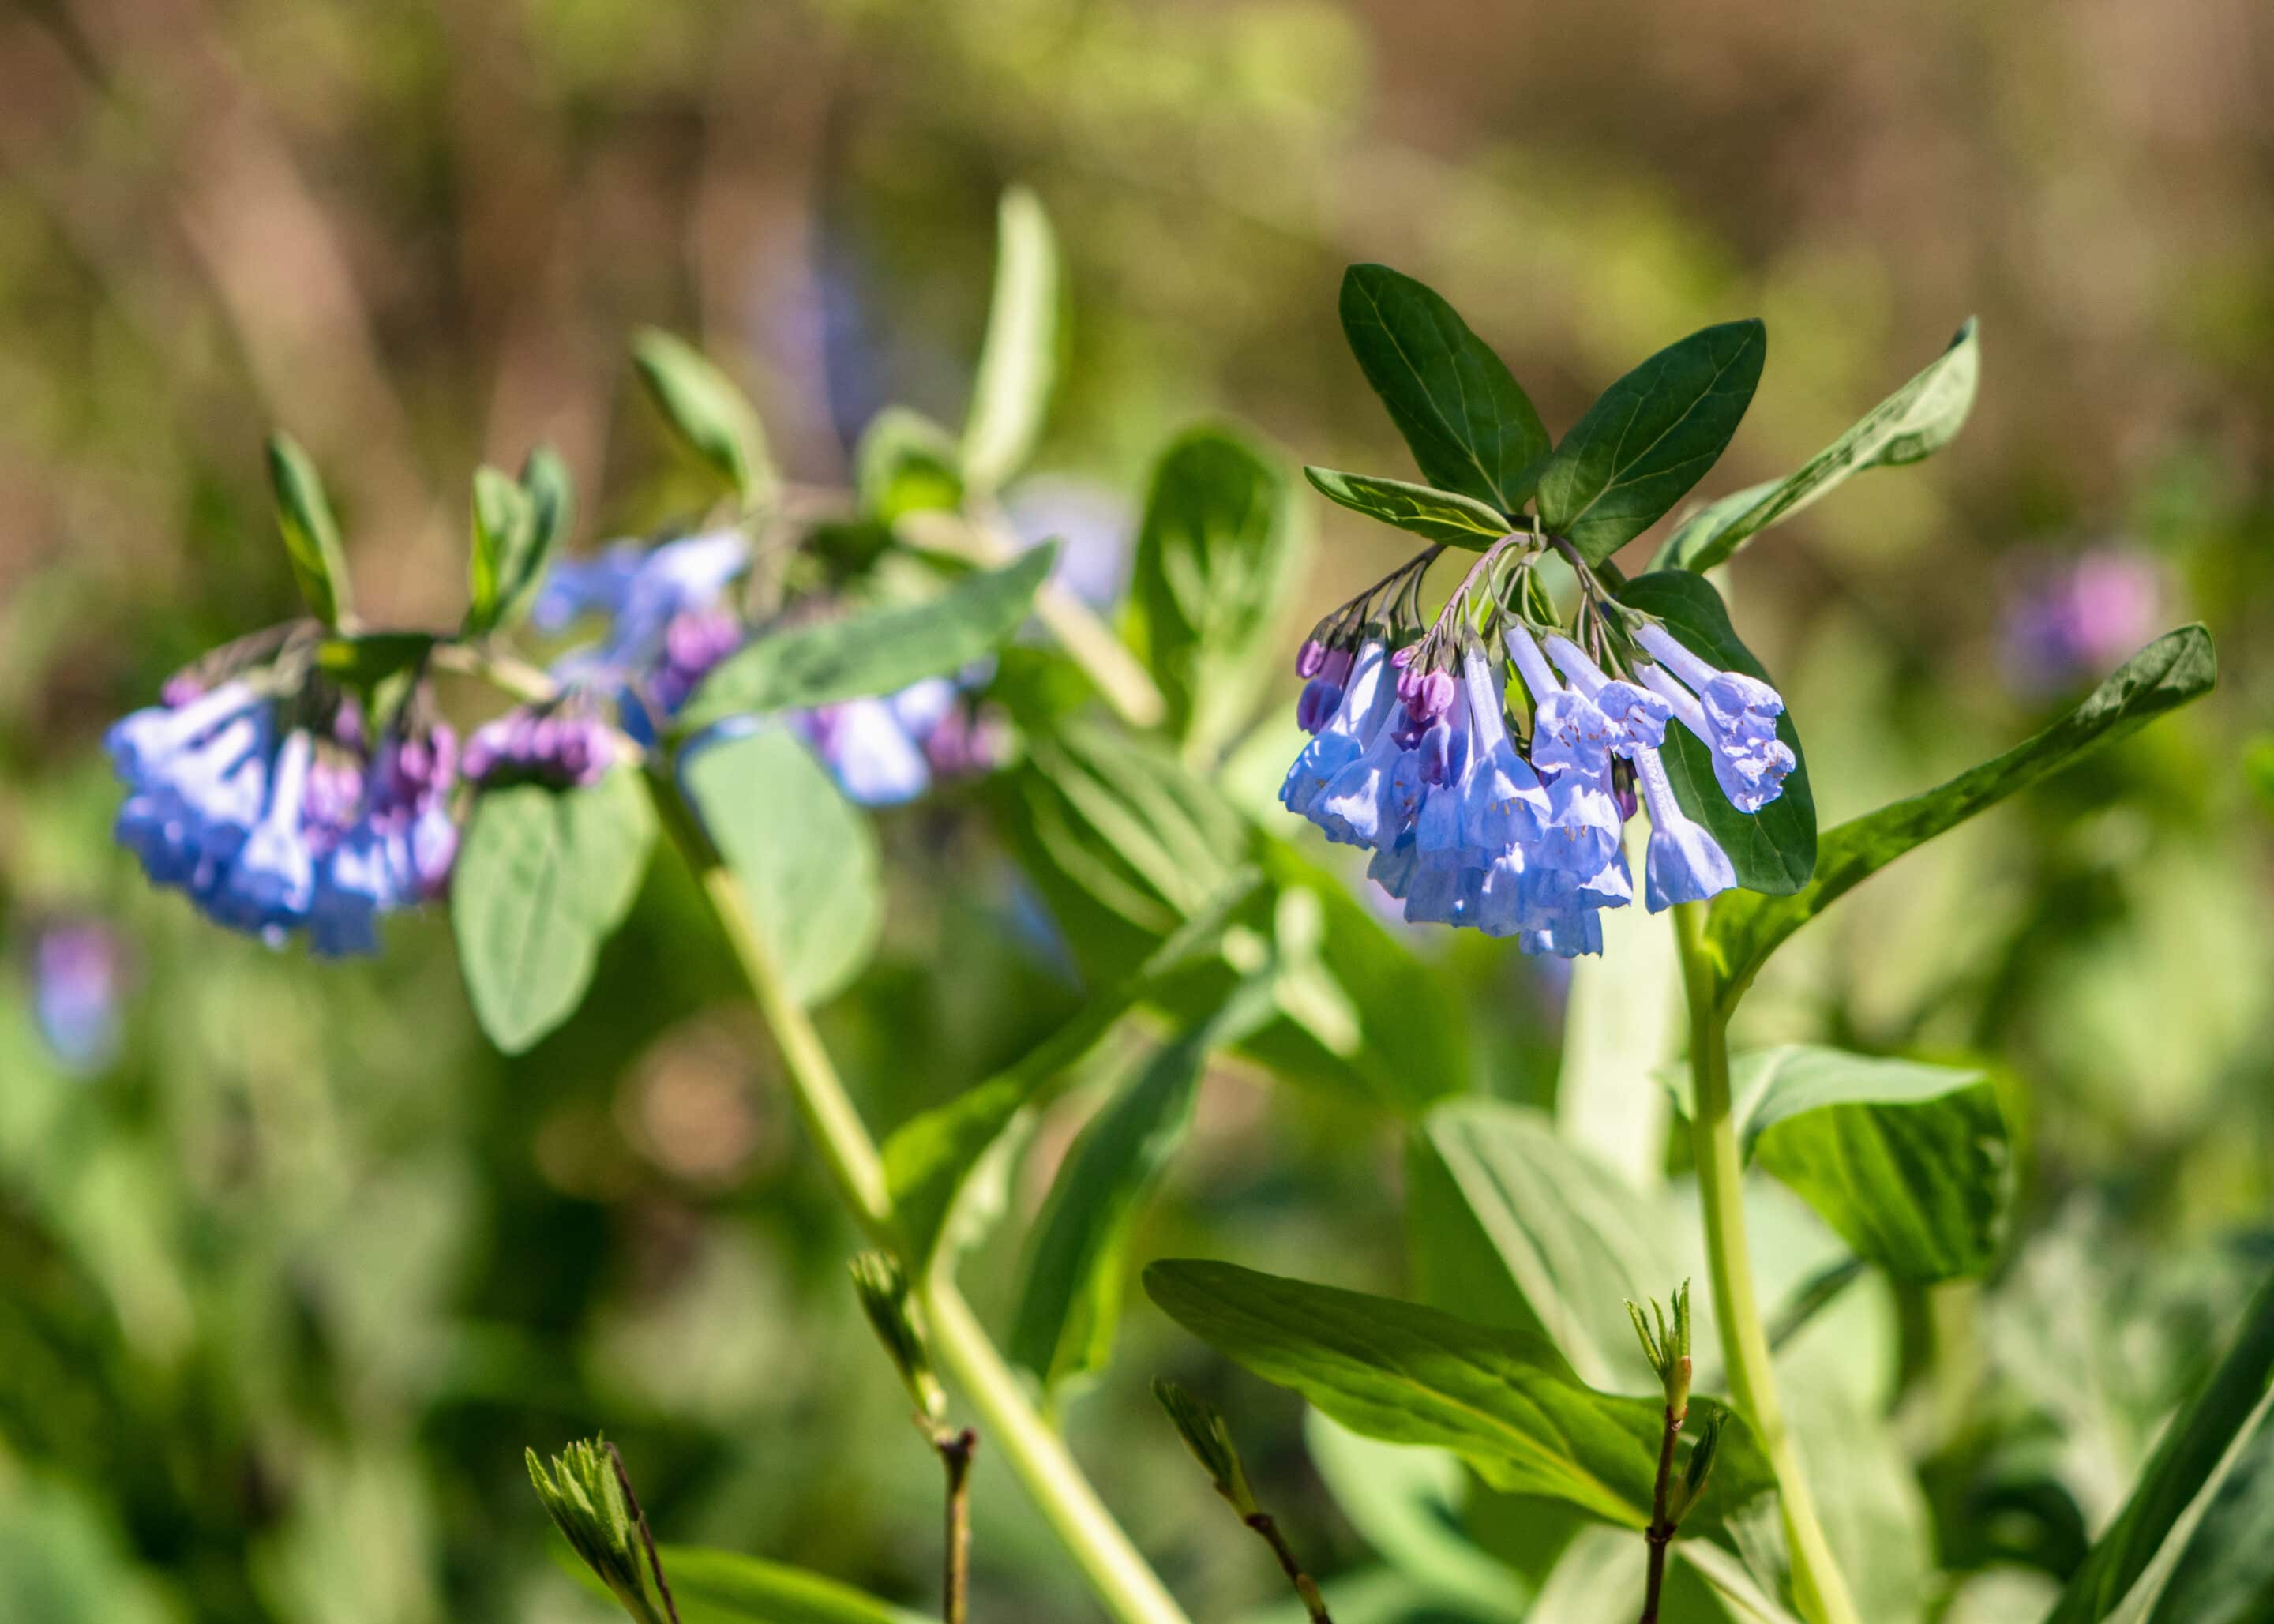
[1618,570,1817,894]
[2047,1271,2274,1624]
[1407,1101,1672,1387]
[454,768,656,1054]
[1657,320,1979,573]
[1143,1259,1776,1529]
[266,432,352,627]
[1705,626,2216,1009]
[1338,264,1549,513]
[962,186,1060,493]
[1709,1046,2009,1283]
[1535,320,1766,564]
[679,727,880,1008]
[678,546,1053,731]
[1131,426,1305,757]
[882,872,1263,1274]
[1303,466,1511,549]
[1008,975,1278,1397]
[632,328,776,505]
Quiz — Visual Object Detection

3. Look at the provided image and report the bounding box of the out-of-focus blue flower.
[544,532,752,738]
[1003,476,1133,611]
[32,922,125,1075]
[797,675,1002,808]
[109,678,461,957]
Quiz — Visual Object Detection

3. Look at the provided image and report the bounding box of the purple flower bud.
[1296,677,1344,734]
[1321,646,1355,687]
[1296,639,1327,679]
[1411,668,1456,722]
[161,673,205,708]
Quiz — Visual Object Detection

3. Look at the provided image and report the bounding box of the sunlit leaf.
[1009,975,1277,1397]
[266,432,352,627]
[883,872,1263,1274]
[1535,320,1766,563]
[1130,425,1305,756]
[1655,320,1979,573]
[962,186,1060,493]
[2048,1270,2274,1623]
[632,328,776,504]
[1302,466,1511,549]
[1338,264,1549,513]
[855,406,965,523]
[1705,626,2216,1009]
[678,546,1053,731]
[1143,1259,1776,1529]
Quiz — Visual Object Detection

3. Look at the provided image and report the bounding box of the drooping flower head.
[108,648,463,957]
[1274,532,1792,955]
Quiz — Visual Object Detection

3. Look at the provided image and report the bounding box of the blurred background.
[1,0,2270,1619]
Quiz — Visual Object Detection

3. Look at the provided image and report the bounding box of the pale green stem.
[1672,903,1860,1624]
[646,777,1192,1624]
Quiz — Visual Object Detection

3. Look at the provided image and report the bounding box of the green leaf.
[1143,1260,1777,1530]
[1406,1101,1675,1387]
[1338,264,1549,513]
[2048,1271,2274,1624]
[1705,625,2217,1008]
[855,406,965,523]
[1009,976,1278,1396]
[1130,426,1306,756]
[1302,466,1511,549]
[455,768,657,1055]
[679,727,880,1008]
[467,448,573,635]
[1534,320,1766,564]
[466,467,535,635]
[265,432,353,626]
[882,872,1263,1274]
[1656,320,1980,573]
[677,546,1053,732]
[1706,1046,2009,1282]
[632,328,776,505]
[1617,570,1817,894]
[961,186,1060,493]
[2146,1423,2274,1624]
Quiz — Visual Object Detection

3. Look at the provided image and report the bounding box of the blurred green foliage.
[0,0,2270,1620]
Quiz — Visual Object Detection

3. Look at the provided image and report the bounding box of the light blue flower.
[1631,624,1794,814]
[1281,643,1392,820]
[1634,744,1736,910]
[1507,628,1617,782]
[207,729,317,940]
[531,543,645,634]
[1544,633,1672,758]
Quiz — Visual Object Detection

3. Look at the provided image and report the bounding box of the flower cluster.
[464,704,624,789]
[1281,540,1793,957]
[108,680,460,956]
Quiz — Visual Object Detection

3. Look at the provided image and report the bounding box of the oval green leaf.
[453,768,657,1054]
[632,328,776,505]
[1719,1045,2010,1283]
[265,431,352,627]
[1338,264,1549,514]
[1131,425,1304,756]
[1535,320,1766,564]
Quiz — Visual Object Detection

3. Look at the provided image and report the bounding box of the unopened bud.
[1153,1378,1259,1519]
[850,1253,947,1427]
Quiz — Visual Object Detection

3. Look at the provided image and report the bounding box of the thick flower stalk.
[1280,534,1789,956]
